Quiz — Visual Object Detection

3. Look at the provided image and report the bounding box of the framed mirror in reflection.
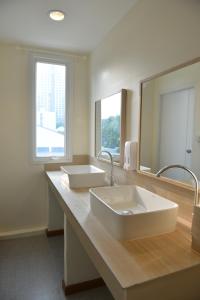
[139,58,200,186]
[95,89,127,166]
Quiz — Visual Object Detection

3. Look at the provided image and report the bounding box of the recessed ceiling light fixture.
[49,10,65,21]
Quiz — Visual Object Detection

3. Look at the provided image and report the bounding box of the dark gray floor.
[0,235,114,300]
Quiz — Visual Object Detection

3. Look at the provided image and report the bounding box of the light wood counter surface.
[46,171,200,297]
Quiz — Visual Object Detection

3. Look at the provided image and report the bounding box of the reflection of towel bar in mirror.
[95,89,127,166]
[138,57,200,188]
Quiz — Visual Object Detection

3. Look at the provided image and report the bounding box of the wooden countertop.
[46,171,200,290]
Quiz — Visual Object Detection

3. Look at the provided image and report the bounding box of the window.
[31,54,72,162]
[95,90,127,165]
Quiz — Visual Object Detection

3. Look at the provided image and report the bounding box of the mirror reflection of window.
[101,94,121,159]
[95,90,126,165]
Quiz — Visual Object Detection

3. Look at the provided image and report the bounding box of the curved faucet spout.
[156,164,199,206]
[97,150,114,186]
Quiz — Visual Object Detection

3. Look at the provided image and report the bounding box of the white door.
[158,88,194,181]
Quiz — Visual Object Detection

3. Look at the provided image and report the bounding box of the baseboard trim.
[0,227,46,240]
[62,278,105,295]
[46,229,64,237]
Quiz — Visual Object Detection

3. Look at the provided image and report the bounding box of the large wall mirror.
[139,58,200,186]
[95,89,127,166]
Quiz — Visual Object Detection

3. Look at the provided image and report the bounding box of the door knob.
[186,149,192,154]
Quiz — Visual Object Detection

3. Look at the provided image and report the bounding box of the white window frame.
[30,53,73,163]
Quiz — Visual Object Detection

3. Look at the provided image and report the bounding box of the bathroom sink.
[61,165,106,188]
[90,185,178,240]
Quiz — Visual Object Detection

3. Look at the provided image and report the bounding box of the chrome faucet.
[156,164,199,206]
[97,150,114,186]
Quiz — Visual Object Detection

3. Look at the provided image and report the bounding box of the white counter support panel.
[47,185,64,233]
[63,216,103,295]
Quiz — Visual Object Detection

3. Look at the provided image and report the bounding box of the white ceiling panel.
[0,0,138,53]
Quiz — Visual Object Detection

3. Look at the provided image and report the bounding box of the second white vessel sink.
[61,164,106,188]
[90,185,178,240]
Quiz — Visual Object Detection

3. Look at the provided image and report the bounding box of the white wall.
[90,0,200,157]
[0,43,89,235]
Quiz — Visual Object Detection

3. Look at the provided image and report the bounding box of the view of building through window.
[36,62,66,157]
[101,93,121,156]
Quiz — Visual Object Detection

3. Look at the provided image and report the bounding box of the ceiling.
[0,0,138,53]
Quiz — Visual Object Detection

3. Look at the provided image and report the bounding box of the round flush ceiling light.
[49,10,65,21]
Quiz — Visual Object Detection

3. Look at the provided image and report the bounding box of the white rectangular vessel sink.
[90,185,178,240]
[61,165,106,188]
